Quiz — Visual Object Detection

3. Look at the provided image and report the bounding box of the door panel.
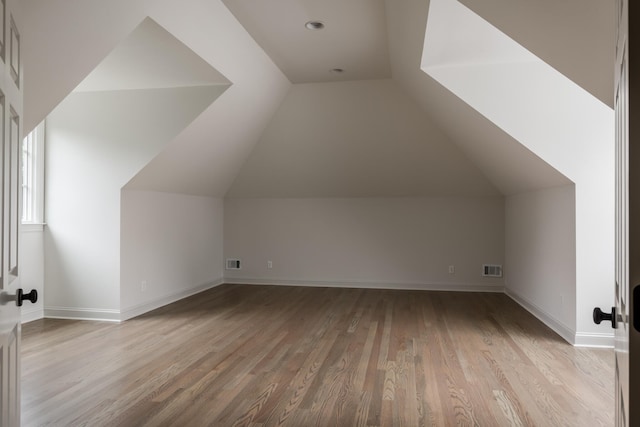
[0,324,19,426]
[8,108,17,278]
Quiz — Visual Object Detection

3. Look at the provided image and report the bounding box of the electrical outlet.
[267,261,273,269]
[141,280,147,292]
[448,265,455,274]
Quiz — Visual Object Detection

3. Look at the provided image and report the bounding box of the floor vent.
[226,259,241,270]
[482,264,502,277]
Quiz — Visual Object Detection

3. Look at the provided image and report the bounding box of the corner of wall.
[504,287,575,344]
[504,185,578,341]
[120,191,225,319]
[573,332,615,348]
[120,278,224,321]
[21,308,44,324]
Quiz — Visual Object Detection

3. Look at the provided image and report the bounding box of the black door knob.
[16,289,37,306]
[593,306,617,328]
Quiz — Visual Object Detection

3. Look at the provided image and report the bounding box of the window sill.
[21,223,45,233]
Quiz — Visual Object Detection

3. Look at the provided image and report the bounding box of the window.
[21,120,44,225]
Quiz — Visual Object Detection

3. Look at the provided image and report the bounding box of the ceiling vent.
[482,264,502,277]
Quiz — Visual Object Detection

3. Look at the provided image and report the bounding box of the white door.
[604,0,639,425]
[612,0,629,421]
[0,0,25,425]
[595,1,640,425]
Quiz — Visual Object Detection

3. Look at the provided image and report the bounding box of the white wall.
[224,197,505,290]
[120,190,224,320]
[44,86,221,320]
[505,185,576,342]
[20,226,45,323]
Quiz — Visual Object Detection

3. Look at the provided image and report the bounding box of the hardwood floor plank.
[354,321,378,391]
[354,391,371,427]
[21,284,614,426]
[261,330,341,426]
[376,302,393,369]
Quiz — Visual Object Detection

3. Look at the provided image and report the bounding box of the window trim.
[21,120,44,227]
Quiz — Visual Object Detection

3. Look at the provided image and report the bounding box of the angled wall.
[44,86,223,319]
[505,185,577,341]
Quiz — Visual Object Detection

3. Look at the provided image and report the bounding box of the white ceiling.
[75,18,231,92]
[22,0,612,198]
[220,0,612,105]
[222,0,391,83]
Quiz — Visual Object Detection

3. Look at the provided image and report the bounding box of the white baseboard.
[44,307,121,322]
[43,279,225,323]
[224,277,504,293]
[504,288,580,346]
[21,308,44,324]
[120,278,224,321]
[574,332,615,348]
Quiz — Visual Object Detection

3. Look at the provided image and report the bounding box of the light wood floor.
[21,284,614,426]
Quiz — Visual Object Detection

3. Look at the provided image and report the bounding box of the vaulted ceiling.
[22,0,613,198]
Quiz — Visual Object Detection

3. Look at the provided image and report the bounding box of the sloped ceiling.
[226,79,499,197]
[422,0,612,186]
[58,17,233,191]
[225,0,579,197]
[384,0,573,195]
[459,0,614,107]
[74,18,231,92]
[23,0,613,198]
[23,0,290,197]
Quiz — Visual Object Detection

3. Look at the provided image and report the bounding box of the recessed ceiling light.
[331,68,345,73]
[305,21,325,30]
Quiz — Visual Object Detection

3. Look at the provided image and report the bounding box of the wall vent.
[482,264,502,277]
[226,259,241,270]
